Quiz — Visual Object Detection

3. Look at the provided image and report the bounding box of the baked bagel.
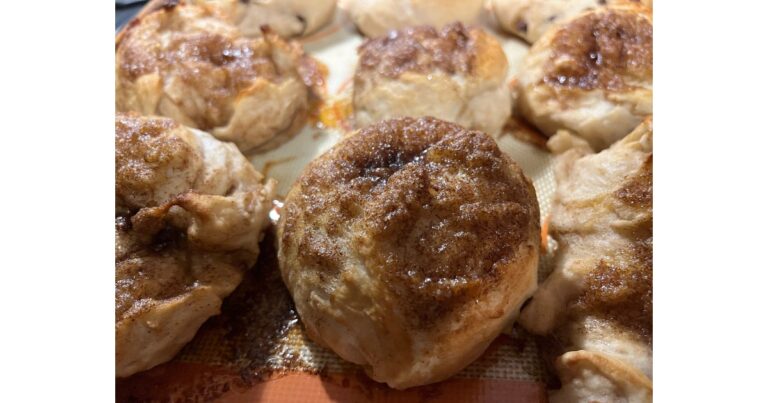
[342,0,484,37]
[277,117,540,389]
[116,3,309,152]
[192,0,337,38]
[516,4,652,150]
[354,23,512,137]
[115,113,276,377]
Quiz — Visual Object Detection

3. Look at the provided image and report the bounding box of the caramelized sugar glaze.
[280,117,539,328]
[357,23,477,79]
[544,9,652,92]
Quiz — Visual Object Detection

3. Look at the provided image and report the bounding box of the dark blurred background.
[116,0,147,29]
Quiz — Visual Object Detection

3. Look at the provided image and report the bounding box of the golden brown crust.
[555,152,653,345]
[357,23,480,80]
[544,8,652,92]
[281,117,539,328]
[115,113,275,377]
[116,3,309,152]
[115,113,262,322]
[278,117,539,387]
[515,4,652,150]
[117,5,281,130]
[565,152,653,342]
[491,0,651,44]
[352,22,511,137]
[115,223,251,322]
[115,115,200,210]
[572,236,652,343]
[554,121,652,334]
[615,154,652,208]
[521,119,652,397]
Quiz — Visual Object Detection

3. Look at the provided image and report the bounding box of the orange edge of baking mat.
[116,362,548,402]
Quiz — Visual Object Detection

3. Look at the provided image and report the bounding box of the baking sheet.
[116,2,558,401]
